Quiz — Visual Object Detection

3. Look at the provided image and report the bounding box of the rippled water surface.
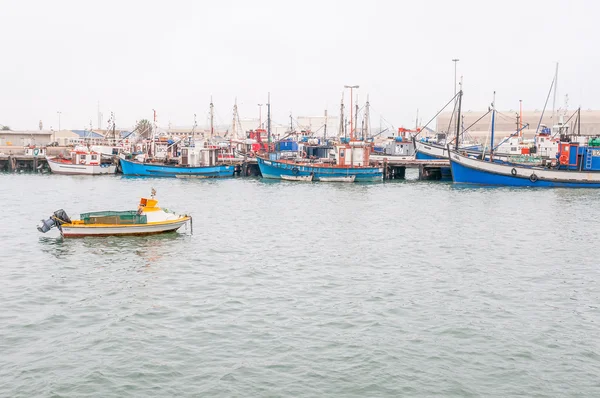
[1,172,599,397]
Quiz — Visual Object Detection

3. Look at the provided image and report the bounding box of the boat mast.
[267,92,271,147]
[112,113,116,142]
[210,96,214,140]
[490,91,496,160]
[354,98,359,140]
[338,93,345,138]
[415,108,419,131]
[551,62,559,125]
[231,100,238,140]
[344,85,359,140]
[454,89,462,151]
[323,109,328,142]
[363,96,370,140]
[192,113,197,139]
[152,109,157,158]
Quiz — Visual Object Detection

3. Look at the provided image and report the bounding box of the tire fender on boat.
[511,168,517,176]
[529,173,538,183]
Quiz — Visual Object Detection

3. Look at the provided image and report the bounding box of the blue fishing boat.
[120,158,234,178]
[449,109,600,187]
[257,141,383,182]
[120,141,235,178]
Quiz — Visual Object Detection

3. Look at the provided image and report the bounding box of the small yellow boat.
[37,191,191,238]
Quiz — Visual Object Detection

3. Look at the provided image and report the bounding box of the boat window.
[91,155,98,160]
[340,149,345,157]
[81,154,86,160]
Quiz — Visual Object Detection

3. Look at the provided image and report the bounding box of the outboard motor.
[37,209,71,233]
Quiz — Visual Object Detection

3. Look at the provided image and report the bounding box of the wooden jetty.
[370,155,450,180]
[0,154,49,172]
[236,158,260,177]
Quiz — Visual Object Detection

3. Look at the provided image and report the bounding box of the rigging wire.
[413,91,460,139]
[446,99,459,133]
[535,75,556,136]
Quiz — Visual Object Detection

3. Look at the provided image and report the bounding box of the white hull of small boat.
[281,174,313,181]
[60,217,190,237]
[318,176,356,182]
[47,158,116,175]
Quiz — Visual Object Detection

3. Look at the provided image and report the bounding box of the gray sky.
[1,0,598,131]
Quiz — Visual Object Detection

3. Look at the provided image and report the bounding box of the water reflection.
[38,231,188,265]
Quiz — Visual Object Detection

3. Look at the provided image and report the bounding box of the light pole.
[56,111,62,144]
[258,104,263,129]
[344,85,359,140]
[452,59,459,96]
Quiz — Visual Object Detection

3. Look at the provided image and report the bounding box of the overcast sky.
[1,0,598,131]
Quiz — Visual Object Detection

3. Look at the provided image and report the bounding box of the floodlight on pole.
[452,59,460,96]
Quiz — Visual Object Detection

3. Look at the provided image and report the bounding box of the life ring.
[529,173,538,183]
[33,148,40,156]
[559,154,568,165]
[249,151,256,158]
[80,159,86,165]
[301,151,307,158]
[292,167,299,175]
[511,168,517,176]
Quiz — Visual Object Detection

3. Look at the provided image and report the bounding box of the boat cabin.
[335,141,372,167]
[67,150,103,166]
[179,140,219,167]
[382,137,414,156]
[556,137,600,171]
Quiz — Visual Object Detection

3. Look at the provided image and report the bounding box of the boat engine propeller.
[37,209,71,233]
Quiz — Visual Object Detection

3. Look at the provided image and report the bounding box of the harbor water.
[1,172,599,397]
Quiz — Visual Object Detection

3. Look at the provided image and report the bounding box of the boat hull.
[257,157,382,182]
[450,150,600,187]
[47,158,116,175]
[60,217,190,238]
[120,158,234,178]
[281,174,313,181]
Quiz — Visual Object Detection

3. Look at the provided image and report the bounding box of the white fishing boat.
[46,147,116,175]
[319,175,356,182]
[281,174,313,181]
[37,190,191,238]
